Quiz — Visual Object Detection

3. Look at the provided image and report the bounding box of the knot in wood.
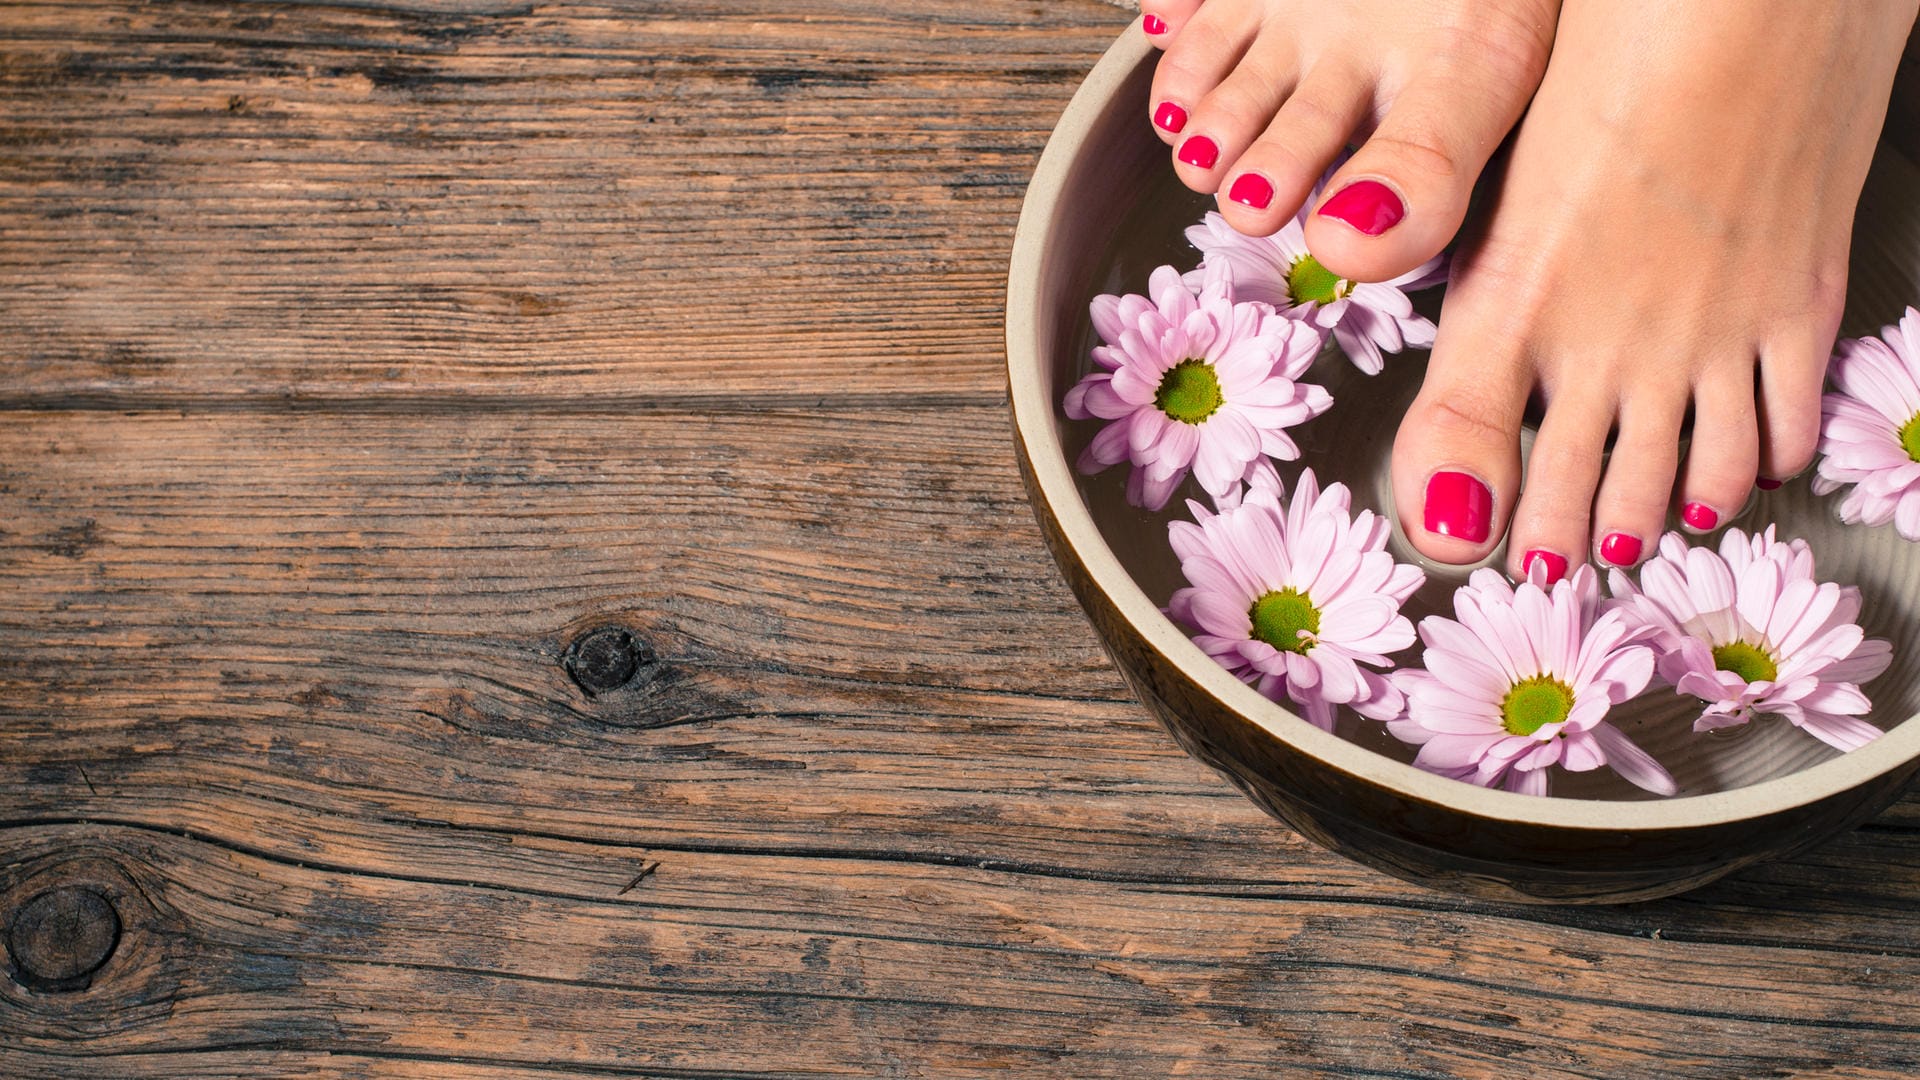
[8,886,120,991]
[564,626,652,696]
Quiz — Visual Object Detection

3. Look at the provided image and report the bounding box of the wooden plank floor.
[3,2,1918,1077]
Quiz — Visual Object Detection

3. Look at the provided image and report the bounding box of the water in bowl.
[1060,138,1920,799]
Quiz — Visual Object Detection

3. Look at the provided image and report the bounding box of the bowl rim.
[1005,21,1920,832]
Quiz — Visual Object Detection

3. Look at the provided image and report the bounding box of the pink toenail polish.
[1143,13,1167,35]
[1317,179,1406,236]
[1153,101,1187,134]
[1599,532,1643,567]
[1424,471,1492,544]
[1228,173,1274,210]
[1682,502,1719,531]
[1178,136,1219,170]
[1756,477,1783,490]
[1521,549,1569,586]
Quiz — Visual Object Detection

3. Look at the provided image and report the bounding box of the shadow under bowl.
[1006,29,1920,903]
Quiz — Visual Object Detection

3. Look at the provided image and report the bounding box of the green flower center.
[1154,358,1225,424]
[1501,675,1574,737]
[1286,254,1350,306]
[1712,640,1779,684]
[1249,588,1320,655]
[1900,412,1920,464]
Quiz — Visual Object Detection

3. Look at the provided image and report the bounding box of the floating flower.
[1184,183,1445,375]
[1388,564,1675,797]
[1064,262,1330,510]
[1211,457,1284,511]
[1606,528,1892,752]
[1165,468,1424,731]
[1814,306,1920,539]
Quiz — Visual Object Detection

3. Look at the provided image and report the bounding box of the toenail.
[1177,136,1219,170]
[1317,179,1406,236]
[1143,13,1167,35]
[1681,502,1720,531]
[1228,173,1274,210]
[1423,471,1493,544]
[1521,549,1569,586]
[1756,477,1783,490]
[1154,102,1188,134]
[1599,532,1643,567]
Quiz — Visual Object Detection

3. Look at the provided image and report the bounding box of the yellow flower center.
[1286,254,1351,306]
[1249,588,1320,654]
[1154,358,1224,424]
[1502,675,1574,737]
[1712,640,1779,684]
[1900,411,1920,464]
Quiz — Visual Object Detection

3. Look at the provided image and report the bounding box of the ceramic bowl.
[1006,28,1920,902]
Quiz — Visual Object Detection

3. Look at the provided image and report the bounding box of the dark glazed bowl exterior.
[1005,28,1920,903]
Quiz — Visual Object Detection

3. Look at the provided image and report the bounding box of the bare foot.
[1391,0,1920,577]
[1138,0,1560,282]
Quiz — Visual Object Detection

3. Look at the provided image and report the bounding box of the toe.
[1302,32,1549,283]
[1169,25,1302,193]
[1676,365,1760,533]
[1218,60,1373,237]
[1391,312,1530,565]
[1148,0,1263,153]
[1504,383,1613,584]
[1590,392,1688,569]
[1141,0,1206,45]
[1756,329,1832,483]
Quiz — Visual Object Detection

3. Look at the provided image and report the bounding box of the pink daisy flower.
[1184,196,1445,376]
[1606,528,1893,752]
[1814,306,1920,539]
[1388,564,1676,798]
[1063,262,1331,511]
[1211,457,1285,511]
[1165,468,1425,731]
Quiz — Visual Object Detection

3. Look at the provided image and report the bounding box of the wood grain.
[0,0,1125,408]
[5,821,1919,1080]
[2,1,1919,1078]
[3,408,1919,1078]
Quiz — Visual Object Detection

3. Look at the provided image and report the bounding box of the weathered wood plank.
[1,410,1916,943]
[0,0,1129,408]
[0,406,1119,700]
[2,1056,742,1080]
[3,0,1913,413]
[3,823,1917,1079]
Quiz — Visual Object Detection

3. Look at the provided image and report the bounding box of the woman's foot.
[1140,0,1560,282]
[1389,0,1920,577]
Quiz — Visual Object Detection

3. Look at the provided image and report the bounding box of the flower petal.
[1793,711,1884,752]
[1077,420,1132,473]
[1824,638,1893,684]
[1589,723,1678,796]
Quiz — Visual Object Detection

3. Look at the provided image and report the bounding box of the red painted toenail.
[1143,14,1167,35]
[1521,549,1569,586]
[1424,471,1492,544]
[1682,502,1719,531]
[1599,532,1643,567]
[1228,173,1273,210]
[1177,136,1218,170]
[1153,101,1187,134]
[1756,477,1783,490]
[1317,179,1405,236]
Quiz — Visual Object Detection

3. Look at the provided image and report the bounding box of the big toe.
[1303,24,1552,283]
[1391,310,1531,565]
